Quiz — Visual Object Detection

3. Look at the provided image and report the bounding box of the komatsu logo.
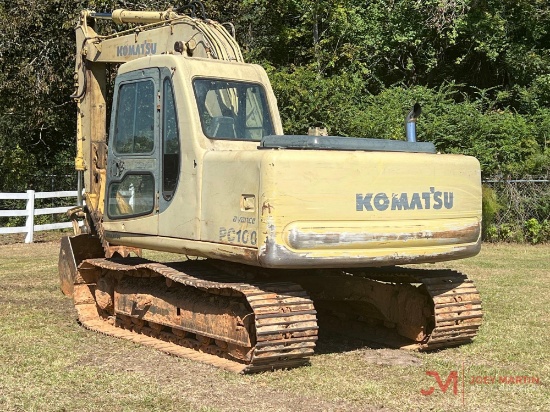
[356,188,454,211]
[117,41,157,57]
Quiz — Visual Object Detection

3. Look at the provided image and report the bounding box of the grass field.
[0,236,548,411]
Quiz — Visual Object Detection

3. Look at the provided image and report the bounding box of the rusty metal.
[61,235,480,373]
[214,261,482,351]
[114,276,255,347]
[280,273,432,341]
[324,267,483,350]
[58,234,105,296]
[61,252,482,373]
[89,208,142,259]
[69,258,318,373]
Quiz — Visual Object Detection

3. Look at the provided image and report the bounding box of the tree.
[0,0,79,191]
[0,0,548,194]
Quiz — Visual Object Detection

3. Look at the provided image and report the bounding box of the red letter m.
[421,371,458,396]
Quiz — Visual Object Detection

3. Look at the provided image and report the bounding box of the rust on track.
[344,267,483,350]
[70,257,318,373]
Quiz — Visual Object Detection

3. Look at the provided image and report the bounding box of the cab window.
[162,78,180,200]
[108,174,155,217]
[193,79,274,141]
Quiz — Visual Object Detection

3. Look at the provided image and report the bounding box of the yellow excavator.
[59,4,483,373]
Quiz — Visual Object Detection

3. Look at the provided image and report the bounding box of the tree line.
[1,0,549,240]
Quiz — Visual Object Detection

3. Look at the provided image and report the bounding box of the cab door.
[105,68,160,235]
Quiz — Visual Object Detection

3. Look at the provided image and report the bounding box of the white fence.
[0,190,79,243]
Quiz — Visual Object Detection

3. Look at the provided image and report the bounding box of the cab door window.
[108,174,155,217]
[114,80,155,154]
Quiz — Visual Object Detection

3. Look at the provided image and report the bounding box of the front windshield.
[193,78,274,141]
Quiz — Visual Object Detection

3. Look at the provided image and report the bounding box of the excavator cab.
[100,55,282,247]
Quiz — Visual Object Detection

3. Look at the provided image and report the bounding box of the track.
[216,263,483,351]
[291,267,482,351]
[71,258,318,373]
[406,269,483,350]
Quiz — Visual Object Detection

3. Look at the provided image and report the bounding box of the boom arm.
[72,8,243,217]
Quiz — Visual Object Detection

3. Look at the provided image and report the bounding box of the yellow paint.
[75,9,482,269]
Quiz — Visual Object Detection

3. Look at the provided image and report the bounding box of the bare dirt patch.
[75,345,384,412]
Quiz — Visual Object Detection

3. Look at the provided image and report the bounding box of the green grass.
[0,240,548,411]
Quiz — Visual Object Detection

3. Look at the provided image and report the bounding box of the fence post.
[25,190,35,243]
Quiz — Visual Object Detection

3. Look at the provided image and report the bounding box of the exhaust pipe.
[406,103,422,143]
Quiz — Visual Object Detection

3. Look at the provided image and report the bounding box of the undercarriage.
[59,234,482,373]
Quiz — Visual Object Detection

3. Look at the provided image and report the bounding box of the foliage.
[524,218,550,245]
[487,218,550,245]
[231,1,550,96]
[484,180,550,244]
[0,0,77,192]
[267,65,366,136]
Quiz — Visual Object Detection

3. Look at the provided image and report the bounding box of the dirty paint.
[285,221,480,250]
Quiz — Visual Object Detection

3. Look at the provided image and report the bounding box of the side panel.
[200,151,261,250]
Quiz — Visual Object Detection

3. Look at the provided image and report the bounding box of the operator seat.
[210,116,237,139]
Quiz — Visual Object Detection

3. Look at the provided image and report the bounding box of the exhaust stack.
[406,103,422,143]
